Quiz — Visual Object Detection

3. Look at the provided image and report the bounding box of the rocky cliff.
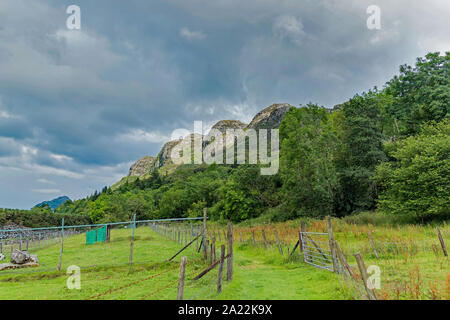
[123,103,294,179]
[128,156,156,177]
[247,103,294,129]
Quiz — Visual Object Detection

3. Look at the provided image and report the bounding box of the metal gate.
[300,231,333,271]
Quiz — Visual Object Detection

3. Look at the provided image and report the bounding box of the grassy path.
[207,244,348,300]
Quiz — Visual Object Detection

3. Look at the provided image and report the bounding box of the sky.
[0,0,449,209]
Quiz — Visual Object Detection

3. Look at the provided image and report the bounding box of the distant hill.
[34,196,71,210]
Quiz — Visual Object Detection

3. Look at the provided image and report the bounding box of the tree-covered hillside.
[4,52,448,227]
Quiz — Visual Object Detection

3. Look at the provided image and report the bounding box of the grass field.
[0,225,342,300]
[223,218,450,300]
[0,219,448,300]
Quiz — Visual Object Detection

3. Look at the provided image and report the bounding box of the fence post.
[129,214,136,267]
[298,228,303,254]
[301,222,306,262]
[368,231,379,260]
[177,256,187,300]
[262,229,268,249]
[251,230,256,245]
[354,253,377,300]
[437,228,448,257]
[274,228,283,255]
[217,245,225,293]
[226,223,233,281]
[334,240,357,281]
[57,217,64,271]
[202,208,208,262]
[327,216,338,273]
[239,230,244,242]
[211,235,216,263]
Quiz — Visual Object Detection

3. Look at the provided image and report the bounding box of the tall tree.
[385,52,450,135]
[279,105,339,217]
[335,91,387,215]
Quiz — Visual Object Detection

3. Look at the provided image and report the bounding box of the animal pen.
[0,212,235,300]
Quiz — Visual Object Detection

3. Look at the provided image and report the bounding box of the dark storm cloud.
[0,0,449,208]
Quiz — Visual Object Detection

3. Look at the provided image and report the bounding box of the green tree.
[375,120,450,221]
[335,91,387,215]
[279,105,339,217]
[385,52,450,135]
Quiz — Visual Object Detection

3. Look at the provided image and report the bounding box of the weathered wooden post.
[106,225,111,243]
[177,256,187,300]
[300,222,306,258]
[239,230,244,242]
[355,253,377,300]
[274,228,283,255]
[202,208,208,262]
[327,216,338,273]
[217,245,225,293]
[298,228,303,254]
[437,228,448,257]
[129,214,136,267]
[261,229,268,249]
[335,240,357,281]
[57,218,64,271]
[226,223,234,281]
[205,239,210,262]
[211,235,216,263]
[368,231,379,260]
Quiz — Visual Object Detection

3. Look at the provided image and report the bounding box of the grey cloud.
[0,0,449,208]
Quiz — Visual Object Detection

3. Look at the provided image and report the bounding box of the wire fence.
[0,217,203,274]
[0,215,234,300]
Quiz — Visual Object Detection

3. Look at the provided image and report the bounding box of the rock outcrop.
[247,103,294,130]
[122,103,295,181]
[203,120,248,147]
[212,120,247,133]
[128,156,156,177]
[153,139,182,169]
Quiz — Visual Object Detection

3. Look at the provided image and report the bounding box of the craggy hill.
[50,52,449,225]
[115,103,295,187]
